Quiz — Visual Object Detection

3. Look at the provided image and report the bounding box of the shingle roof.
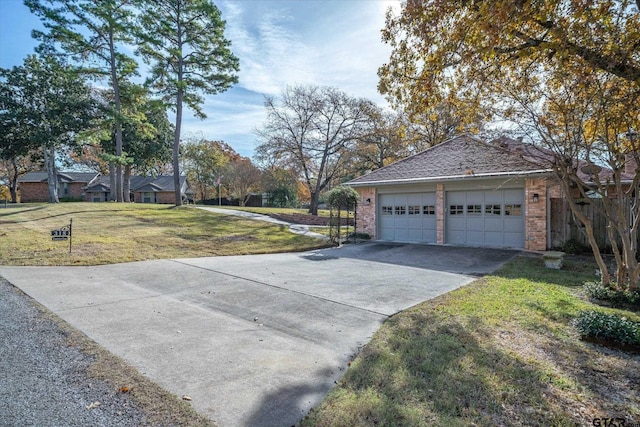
[347,134,552,186]
[19,172,99,183]
[84,175,187,192]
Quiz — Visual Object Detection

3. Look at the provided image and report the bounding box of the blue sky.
[0,0,399,158]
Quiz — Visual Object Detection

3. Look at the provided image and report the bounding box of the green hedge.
[573,310,640,347]
[584,281,640,307]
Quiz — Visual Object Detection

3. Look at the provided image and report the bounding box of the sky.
[0,0,400,158]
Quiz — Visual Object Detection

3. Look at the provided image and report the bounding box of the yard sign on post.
[51,218,73,254]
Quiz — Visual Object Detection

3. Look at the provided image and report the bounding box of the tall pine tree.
[26,0,141,201]
[137,0,239,206]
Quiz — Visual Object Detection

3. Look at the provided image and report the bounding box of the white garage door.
[446,189,525,248]
[379,193,437,243]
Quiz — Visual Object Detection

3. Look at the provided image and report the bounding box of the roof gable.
[348,134,550,186]
[20,172,190,193]
[131,175,186,192]
[19,171,99,183]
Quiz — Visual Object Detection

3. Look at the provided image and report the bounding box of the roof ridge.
[353,133,477,179]
[346,134,552,186]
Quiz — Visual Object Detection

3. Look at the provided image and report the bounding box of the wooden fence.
[549,198,618,250]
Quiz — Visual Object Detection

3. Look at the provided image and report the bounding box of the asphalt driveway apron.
[0,244,517,427]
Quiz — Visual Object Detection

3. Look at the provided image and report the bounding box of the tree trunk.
[173,89,183,206]
[628,263,640,291]
[124,164,131,202]
[116,164,123,202]
[559,178,610,284]
[9,158,19,203]
[309,191,319,215]
[108,27,124,202]
[45,144,59,203]
[109,164,116,201]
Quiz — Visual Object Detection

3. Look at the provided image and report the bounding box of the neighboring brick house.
[346,134,567,251]
[19,172,191,204]
[18,172,99,202]
[84,175,192,203]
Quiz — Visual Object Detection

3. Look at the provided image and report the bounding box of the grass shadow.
[0,205,48,219]
[304,314,580,426]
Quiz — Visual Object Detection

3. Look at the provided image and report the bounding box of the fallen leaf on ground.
[86,401,101,410]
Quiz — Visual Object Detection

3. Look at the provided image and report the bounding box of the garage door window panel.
[381,206,393,215]
[395,206,406,215]
[485,204,501,215]
[408,206,421,215]
[505,204,522,216]
[450,205,464,215]
[467,204,482,215]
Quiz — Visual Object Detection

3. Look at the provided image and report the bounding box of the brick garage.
[347,135,558,251]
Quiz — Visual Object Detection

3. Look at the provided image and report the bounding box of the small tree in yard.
[325,186,358,244]
[256,85,371,215]
[182,138,229,202]
[262,167,299,208]
[223,158,262,207]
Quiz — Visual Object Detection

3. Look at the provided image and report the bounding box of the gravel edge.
[0,277,215,427]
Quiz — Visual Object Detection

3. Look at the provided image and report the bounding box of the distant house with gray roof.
[18,172,100,202]
[18,172,191,204]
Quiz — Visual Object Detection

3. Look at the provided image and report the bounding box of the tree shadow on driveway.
[310,242,520,276]
[244,366,337,427]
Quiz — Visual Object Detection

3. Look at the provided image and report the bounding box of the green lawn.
[0,203,328,265]
[302,256,640,427]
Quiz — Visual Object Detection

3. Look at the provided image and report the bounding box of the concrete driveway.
[0,243,517,427]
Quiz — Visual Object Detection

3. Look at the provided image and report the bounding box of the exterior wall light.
[532,193,539,203]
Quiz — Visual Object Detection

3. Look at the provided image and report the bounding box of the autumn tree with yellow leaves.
[379,0,640,289]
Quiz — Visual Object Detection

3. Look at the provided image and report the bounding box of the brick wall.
[156,192,175,204]
[132,191,174,203]
[20,182,87,202]
[547,182,563,198]
[67,183,84,200]
[19,183,49,202]
[525,178,548,251]
[354,187,376,238]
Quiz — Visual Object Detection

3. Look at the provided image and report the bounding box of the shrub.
[348,232,371,240]
[324,186,359,210]
[584,281,640,307]
[573,310,640,347]
[559,238,588,255]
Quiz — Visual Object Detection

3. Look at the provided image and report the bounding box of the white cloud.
[220,0,397,101]
[188,0,402,157]
[222,1,317,95]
